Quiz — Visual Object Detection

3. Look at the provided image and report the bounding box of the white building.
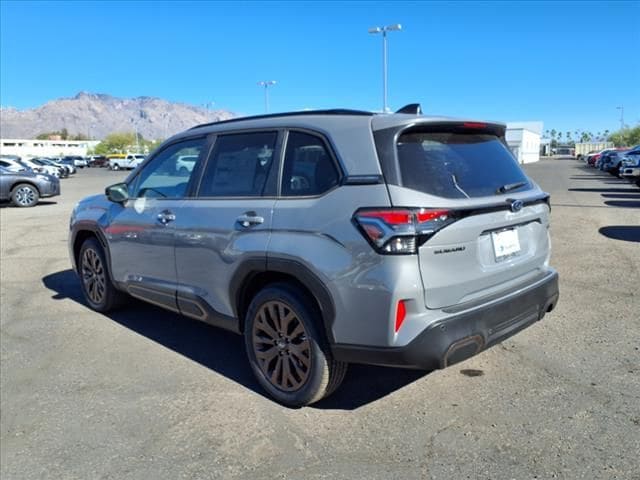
[506,122,543,164]
[0,138,100,158]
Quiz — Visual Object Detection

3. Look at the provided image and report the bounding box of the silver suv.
[69,108,559,406]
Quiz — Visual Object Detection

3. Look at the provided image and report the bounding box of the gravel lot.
[1,159,639,479]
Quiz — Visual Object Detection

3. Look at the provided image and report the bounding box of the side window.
[282,131,339,196]
[198,132,277,197]
[130,137,207,199]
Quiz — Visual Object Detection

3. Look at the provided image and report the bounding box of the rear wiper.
[496,181,527,194]
[451,173,470,199]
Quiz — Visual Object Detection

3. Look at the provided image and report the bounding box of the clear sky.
[1,1,638,135]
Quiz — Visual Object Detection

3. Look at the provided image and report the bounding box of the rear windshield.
[396,131,531,198]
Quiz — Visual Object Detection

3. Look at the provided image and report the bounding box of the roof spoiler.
[395,103,422,115]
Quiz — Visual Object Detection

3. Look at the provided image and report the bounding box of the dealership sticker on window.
[491,228,521,260]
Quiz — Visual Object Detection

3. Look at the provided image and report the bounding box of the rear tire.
[244,283,347,407]
[11,183,39,207]
[78,238,127,312]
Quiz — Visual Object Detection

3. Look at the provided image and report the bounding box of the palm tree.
[603,129,610,140]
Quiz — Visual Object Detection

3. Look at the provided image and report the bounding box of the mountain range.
[0,92,236,140]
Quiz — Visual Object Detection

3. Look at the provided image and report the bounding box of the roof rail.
[189,109,376,130]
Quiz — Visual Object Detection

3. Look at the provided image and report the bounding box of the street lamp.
[257,80,277,113]
[616,105,624,131]
[368,23,402,113]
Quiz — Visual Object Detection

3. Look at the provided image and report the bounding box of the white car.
[109,154,145,171]
[175,155,198,175]
[65,156,88,168]
[19,158,61,178]
[620,152,640,185]
[48,158,76,174]
[0,157,30,172]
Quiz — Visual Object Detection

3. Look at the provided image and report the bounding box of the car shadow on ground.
[0,200,58,208]
[568,187,639,194]
[569,175,616,180]
[42,269,428,410]
[601,193,640,199]
[603,200,640,208]
[598,226,640,243]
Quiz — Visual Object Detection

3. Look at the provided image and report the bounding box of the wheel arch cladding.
[232,258,336,343]
[72,228,109,274]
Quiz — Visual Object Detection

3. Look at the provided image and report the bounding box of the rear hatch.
[378,122,551,309]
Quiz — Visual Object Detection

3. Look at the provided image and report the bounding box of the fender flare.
[230,256,337,343]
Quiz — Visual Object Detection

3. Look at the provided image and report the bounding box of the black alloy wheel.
[244,283,347,407]
[78,238,127,312]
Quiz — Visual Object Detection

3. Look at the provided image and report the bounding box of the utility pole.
[257,80,276,113]
[616,106,624,131]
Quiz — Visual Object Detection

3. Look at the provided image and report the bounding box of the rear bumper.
[332,269,559,370]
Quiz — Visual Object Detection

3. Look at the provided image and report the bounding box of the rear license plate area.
[491,228,521,261]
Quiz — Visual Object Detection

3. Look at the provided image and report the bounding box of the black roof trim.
[189,109,375,130]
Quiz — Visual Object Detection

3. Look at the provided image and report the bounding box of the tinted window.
[397,131,531,198]
[131,138,206,199]
[282,131,339,196]
[199,132,276,197]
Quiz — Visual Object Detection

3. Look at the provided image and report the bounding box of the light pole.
[368,23,402,113]
[616,105,624,131]
[131,118,140,153]
[257,80,276,113]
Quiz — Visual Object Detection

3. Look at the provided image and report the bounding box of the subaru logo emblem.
[510,200,524,212]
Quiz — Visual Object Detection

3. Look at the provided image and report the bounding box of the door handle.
[157,210,176,225]
[236,212,264,228]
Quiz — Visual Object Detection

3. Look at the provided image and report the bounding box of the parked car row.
[1,155,73,178]
[580,145,640,186]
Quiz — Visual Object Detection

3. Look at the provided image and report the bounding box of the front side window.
[131,137,207,199]
[281,131,339,196]
[198,132,277,197]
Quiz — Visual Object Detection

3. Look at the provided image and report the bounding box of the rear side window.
[199,132,277,197]
[397,131,531,198]
[281,131,339,196]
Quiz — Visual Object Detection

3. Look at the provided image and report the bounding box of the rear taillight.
[353,207,457,254]
[462,122,487,129]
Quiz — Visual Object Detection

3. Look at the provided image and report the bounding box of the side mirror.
[105,183,129,203]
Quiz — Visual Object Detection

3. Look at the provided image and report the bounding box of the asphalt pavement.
[1,159,638,479]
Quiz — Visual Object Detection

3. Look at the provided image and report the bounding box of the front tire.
[112,164,120,171]
[78,238,127,312]
[11,183,39,207]
[244,283,347,407]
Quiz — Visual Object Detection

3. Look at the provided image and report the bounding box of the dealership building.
[506,122,543,164]
[0,138,100,158]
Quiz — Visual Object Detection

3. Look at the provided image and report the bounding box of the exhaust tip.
[443,335,484,368]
